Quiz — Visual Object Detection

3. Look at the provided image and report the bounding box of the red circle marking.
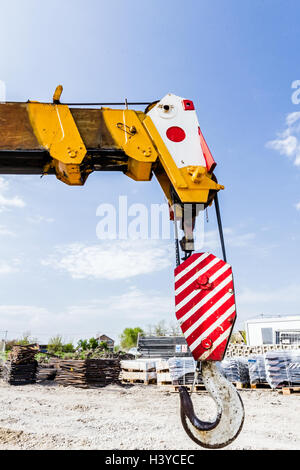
[166,126,186,142]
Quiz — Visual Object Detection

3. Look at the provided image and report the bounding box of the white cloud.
[234,283,300,325]
[203,228,255,251]
[0,287,173,343]
[0,305,48,317]
[0,259,20,274]
[27,215,55,224]
[67,287,173,320]
[286,111,300,127]
[0,177,25,211]
[0,225,15,236]
[41,240,173,280]
[266,112,300,166]
[238,284,300,305]
[295,202,300,211]
[267,134,298,157]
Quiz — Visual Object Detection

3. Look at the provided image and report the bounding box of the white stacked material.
[121,370,157,383]
[155,359,169,372]
[265,350,300,389]
[156,370,172,384]
[120,359,156,372]
[168,357,202,385]
[156,359,171,384]
[220,357,250,384]
[248,355,267,384]
[120,359,157,383]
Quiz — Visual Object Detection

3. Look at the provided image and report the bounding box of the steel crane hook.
[179,361,245,449]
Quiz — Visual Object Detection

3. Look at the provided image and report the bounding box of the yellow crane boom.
[0,86,223,208]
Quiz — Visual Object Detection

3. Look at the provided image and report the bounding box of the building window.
[275,330,300,345]
[261,328,273,345]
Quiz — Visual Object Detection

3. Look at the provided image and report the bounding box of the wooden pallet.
[122,378,156,385]
[280,386,300,395]
[250,382,271,390]
[232,382,250,390]
[157,380,173,386]
[172,384,206,392]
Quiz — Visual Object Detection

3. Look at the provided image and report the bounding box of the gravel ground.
[0,380,299,450]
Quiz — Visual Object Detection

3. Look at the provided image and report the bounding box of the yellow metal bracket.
[102,109,158,181]
[27,102,87,185]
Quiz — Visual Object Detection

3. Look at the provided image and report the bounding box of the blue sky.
[0,0,300,345]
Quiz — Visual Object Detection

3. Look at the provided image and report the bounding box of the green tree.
[16,332,37,346]
[120,327,144,350]
[98,341,109,351]
[77,339,89,351]
[62,342,75,353]
[48,335,64,354]
[88,337,98,350]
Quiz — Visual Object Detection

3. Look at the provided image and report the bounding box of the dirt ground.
[0,380,299,450]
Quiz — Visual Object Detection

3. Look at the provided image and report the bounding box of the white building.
[245,316,300,346]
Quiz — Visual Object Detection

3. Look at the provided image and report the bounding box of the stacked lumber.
[8,344,38,364]
[55,359,121,388]
[86,359,121,387]
[265,350,300,389]
[121,359,157,385]
[2,345,38,385]
[37,363,57,382]
[3,362,37,385]
[56,360,87,387]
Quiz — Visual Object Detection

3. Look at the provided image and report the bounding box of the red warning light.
[166,126,186,142]
[182,99,195,111]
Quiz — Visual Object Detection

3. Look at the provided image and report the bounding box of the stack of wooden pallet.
[121,360,157,385]
[156,359,171,385]
[55,359,121,388]
[3,344,38,385]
